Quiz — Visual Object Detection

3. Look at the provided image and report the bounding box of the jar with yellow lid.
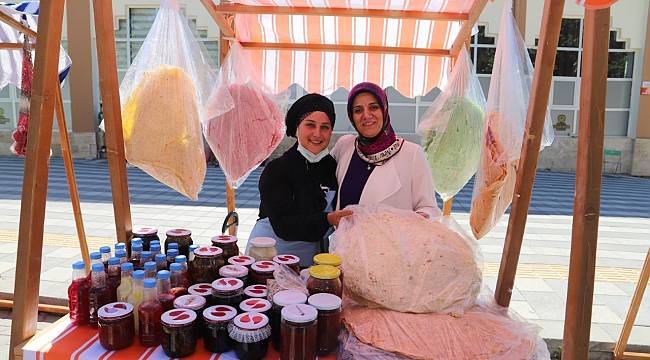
[313,253,343,284]
[306,265,342,298]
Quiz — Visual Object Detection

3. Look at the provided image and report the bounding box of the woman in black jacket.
[246,94,352,267]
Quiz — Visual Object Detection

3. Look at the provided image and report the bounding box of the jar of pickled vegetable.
[165,229,193,257]
[190,246,223,283]
[247,237,277,261]
[211,235,240,260]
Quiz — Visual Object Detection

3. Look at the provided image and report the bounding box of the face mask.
[297,142,330,163]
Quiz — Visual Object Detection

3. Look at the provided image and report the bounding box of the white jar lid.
[219,264,249,278]
[173,294,206,310]
[281,304,318,323]
[251,261,279,273]
[308,293,342,311]
[233,312,269,330]
[212,234,237,244]
[98,302,133,319]
[166,228,191,237]
[211,277,244,292]
[133,227,157,236]
[273,254,300,265]
[239,298,272,313]
[188,283,212,296]
[244,284,268,298]
[228,255,256,266]
[203,305,238,323]
[161,308,197,327]
[249,237,276,248]
[194,246,223,257]
[272,289,307,307]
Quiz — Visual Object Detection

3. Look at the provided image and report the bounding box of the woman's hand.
[327,209,353,227]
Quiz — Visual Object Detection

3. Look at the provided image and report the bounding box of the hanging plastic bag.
[417,47,486,201]
[203,42,287,188]
[469,0,554,239]
[119,0,215,200]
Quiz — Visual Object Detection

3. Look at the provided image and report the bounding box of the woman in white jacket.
[331,82,441,218]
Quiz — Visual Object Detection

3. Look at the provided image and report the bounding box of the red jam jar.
[228,255,255,269]
[165,228,193,258]
[203,305,237,353]
[228,312,271,360]
[306,265,342,298]
[308,293,342,355]
[281,304,318,360]
[219,264,249,285]
[190,246,224,283]
[250,261,279,285]
[244,284,268,300]
[239,298,272,318]
[161,308,197,358]
[271,290,308,350]
[188,283,213,305]
[174,294,207,337]
[273,254,301,274]
[211,277,244,308]
[211,235,240,260]
[98,302,135,351]
[132,227,160,251]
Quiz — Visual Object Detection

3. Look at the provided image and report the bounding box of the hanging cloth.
[10,26,33,156]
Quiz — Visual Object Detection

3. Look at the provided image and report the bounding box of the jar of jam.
[313,253,343,283]
[188,283,213,305]
[306,265,342,298]
[250,261,279,286]
[211,277,244,308]
[228,312,271,360]
[271,290,308,350]
[244,284,268,300]
[165,228,193,257]
[308,293,342,355]
[219,264,249,285]
[239,298,272,318]
[228,255,255,269]
[281,304,318,360]
[203,305,237,353]
[190,246,224,283]
[133,227,160,251]
[247,237,277,261]
[174,294,207,337]
[161,308,197,358]
[211,235,240,260]
[273,254,301,274]
[98,302,135,351]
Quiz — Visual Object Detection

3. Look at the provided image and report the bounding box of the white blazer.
[331,134,441,218]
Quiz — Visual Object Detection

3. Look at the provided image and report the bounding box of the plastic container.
[117,262,134,302]
[228,312,272,360]
[170,262,189,298]
[273,254,301,274]
[155,253,167,272]
[143,261,156,279]
[157,270,175,312]
[133,226,160,251]
[100,246,112,269]
[106,257,121,303]
[89,263,111,328]
[250,261,279,285]
[271,290,308,350]
[219,264,249,285]
[188,244,199,262]
[140,251,153,269]
[280,304,318,360]
[130,243,143,270]
[161,308,197,357]
[165,228,193,257]
[127,269,145,334]
[211,277,244,308]
[247,237,277,261]
[228,255,256,269]
[68,261,90,325]
[190,246,224,283]
[211,235,240,260]
[139,278,164,346]
[239,298,271,318]
[203,305,237,353]
[244,285,268,300]
[90,251,102,266]
[150,243,162,258]
[98,302,135,351]
[166,248,179,267]
[114,242,126,253]
[115,249,128,264]
[308,293,342,355]
[306,265,342,297]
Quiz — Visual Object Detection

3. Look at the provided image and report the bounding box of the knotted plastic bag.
[417,47,486,201]
[119,0,215,200]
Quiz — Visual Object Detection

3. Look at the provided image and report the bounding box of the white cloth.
[331,134,441,218]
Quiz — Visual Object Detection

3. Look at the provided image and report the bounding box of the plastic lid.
[233,312,269,330]
[173,294,206,310]
[211,277,244,292]
[167,249,179,257]
[90,252,101,260]
[131,243,143,251]
[141,251,152,259]
[144,261,156,271]
[309,265,340,280]
[189,244,199,252]
[282,304,318,323]
[308,293,342,311]
[175,255,187,264]
[121,262,134,271]
[157,270,170,280]
[251,261,279,273]
[133,270,145,280]
[272,290,307,307]
[155,253,167,262]
[228,255,256,266]
[194,246,223,258]
[239,298,272,313]
[150,243,161,251]
[313,253,342,267]
[91,263,104,272]
[211,234,237,244]
[161,308,197,327]
[99,246,111,254]
[273,254,300,265]
[166,228,191,237]
[72,261,85,270]
[150,240,160,246]
[133,226,158,236]
[144,278,156,288]
[98,302,133,319]
[115,249,127,258]
[244,285,268,298]
[108,257,120,266]
[114,243,126,250]
[131,238,143,245]
[203,305,237,323]
[188,283,213,296]
[249,237,276,248]
[167,243,179,250]
[219,264,248,278]
[170,263,182,272]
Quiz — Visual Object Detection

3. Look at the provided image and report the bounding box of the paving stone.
[521,291,566,321]
[41,267,71,282]
[593,282,627,296]
[591,304,624,324]
[515,278,555,293]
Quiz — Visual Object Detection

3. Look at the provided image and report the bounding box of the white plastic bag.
[417,47,486,201]
[203,42,288,188]
[119,0,215,200]
[469,0,554,239]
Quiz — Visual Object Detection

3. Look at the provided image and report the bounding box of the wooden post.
[9,1,65,358]
[512,0,527,37]
[495,0,564,307]
[562,7,610,359]
[92,0,133,243]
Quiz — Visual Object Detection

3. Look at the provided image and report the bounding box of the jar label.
[212,277,244,291]
[162,308,197,326]
[188,283,212,295]
[203,305,237,322]
[240,298,271,313]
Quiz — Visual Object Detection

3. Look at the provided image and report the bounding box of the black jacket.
[258,144,338,243]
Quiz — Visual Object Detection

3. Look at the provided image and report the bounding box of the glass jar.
[250,261,279,286]
[98,302,134,351]
[188,283,213,305]
[133,227,160,251]
[239,298,272,318]
[203,305,237,353]
[161,308,197,358]
[219,264,249,285]
[244,284,268,300]
[211,235,240,260]
[281,304,318,360]
[174,294,207,337]
[228,255,256,269]
[271,290,308,350]
[228,312,271,360]
[273,254,301,274]
[190,246,224,283]
[308,293,342,355]
[306,265,342,298]
[247,237,277,261]
[165,228,193,257]
[211,277,244,308]
[313,253,343,283]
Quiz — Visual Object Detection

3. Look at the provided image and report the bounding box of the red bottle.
[88,263,111,328]
[139,278,164,346]
[68,261,90,325]
[106,257,121,303]
[157,270,175,312]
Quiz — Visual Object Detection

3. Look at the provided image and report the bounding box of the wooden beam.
[442,199,453,216]
[9,1,65,358]
[0,299,69,315]
[201,0,235,38]
[450,0,488,57]
[512,0,527,37]
[618,353,650,360]
[92,0,133,243]
[495,0,565,307]
[0,42,24,49]
[562,7,610,359]
[240,41,451,57]
[213,3,469,21]
[0,9,37,39]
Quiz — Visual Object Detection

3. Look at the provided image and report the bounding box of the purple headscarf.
[347,82,397,156]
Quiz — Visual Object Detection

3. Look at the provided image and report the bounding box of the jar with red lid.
[239,298,272,318]
[228,255,255,269]
[273,254,301,274]
[203,305,237,353]
[219,264,249,285]
[98,302,135,351]
[165,228,193,257]
[281,304,318,360]
[161,308,197,358]
[211,235,239,260]
[132,227,160,251]
[306,265,342,298]
[211,277,244,308]
[188,283,213,305]
[228,312,271,360]
[174,294,207,337]
[308,293,342,355]
[250,261,279,285]
[190,246,224,283]
[271,290,308,350]
[243,284,268,300]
